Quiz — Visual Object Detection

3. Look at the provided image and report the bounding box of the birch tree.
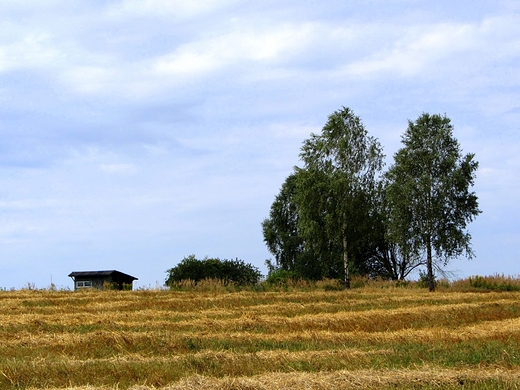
[386,113,480,291]
[297,107,384,288]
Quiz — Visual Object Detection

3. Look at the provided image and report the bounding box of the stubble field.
[1,283,519,389]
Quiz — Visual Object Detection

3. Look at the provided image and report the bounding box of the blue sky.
[0,0,519,289]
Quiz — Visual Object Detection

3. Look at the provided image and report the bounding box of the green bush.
[165,255,262,287]
[265,269,299,286]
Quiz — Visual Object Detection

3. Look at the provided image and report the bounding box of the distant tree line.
[262,107,480,291]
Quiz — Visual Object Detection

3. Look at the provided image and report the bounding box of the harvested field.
[0,287,519,389]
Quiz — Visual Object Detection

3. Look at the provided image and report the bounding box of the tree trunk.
[343,234,350,289]
[426,239,435,292]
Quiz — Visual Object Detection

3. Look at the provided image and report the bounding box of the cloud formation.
[0,0,518,288]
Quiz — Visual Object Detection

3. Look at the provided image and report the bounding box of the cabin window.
[76,280,92,289]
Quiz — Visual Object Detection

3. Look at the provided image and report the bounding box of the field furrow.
[1,288,519,389]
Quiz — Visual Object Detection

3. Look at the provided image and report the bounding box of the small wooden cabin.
[68,270,138,291]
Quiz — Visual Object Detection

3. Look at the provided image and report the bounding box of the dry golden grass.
[157,368,520,390]
[24,368,520,390]
[1,284,520,389]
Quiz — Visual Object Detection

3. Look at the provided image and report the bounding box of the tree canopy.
[264,107,385,288]
[262,109,480,290]
[385,113,481,291]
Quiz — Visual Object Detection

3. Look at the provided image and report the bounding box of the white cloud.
[46,21,324,97]
[0,226,45,245]
[344,24,468,78]
[1,1,519,288]
[45,13,519,102]
[153,23,317,76]
[0,1,70,14]
[106,0,240,20]
[0,199,56,211]
[61,65,117,94]
[0,33,62,73]
[99,163,137,174]
[344,15,520,80]
[153,50,218,76]
[269,122,320,139]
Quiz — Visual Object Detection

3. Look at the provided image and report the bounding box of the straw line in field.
[1,299,517,333]
[3,316,519,353]
[13,349,391,367]
[164,368,520,389]
[182,316,520,345]
[1,289,519,389]
[23,367,520,390]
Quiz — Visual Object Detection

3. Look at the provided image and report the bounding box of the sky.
[0,0,519,290]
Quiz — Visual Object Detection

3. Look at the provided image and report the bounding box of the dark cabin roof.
[68,270,138,280]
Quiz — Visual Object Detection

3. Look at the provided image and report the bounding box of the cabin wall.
[74,276,112,290]
[73,276,134,290]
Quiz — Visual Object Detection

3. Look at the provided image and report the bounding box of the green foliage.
[265,269,300,286]
[295,107,385,288]
[261,174,305,272]
[386,113,480,291]
[263,110,480,290]
[165,255,262,287]
[468,275,520,291]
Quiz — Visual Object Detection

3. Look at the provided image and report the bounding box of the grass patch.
[1,279,520,389]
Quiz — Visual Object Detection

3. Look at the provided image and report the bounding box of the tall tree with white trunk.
[296,107,384,288]
[386,113,481,291]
